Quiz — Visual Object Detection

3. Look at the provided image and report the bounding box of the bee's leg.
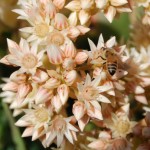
[99,56,106,60]
[101,47,107,51]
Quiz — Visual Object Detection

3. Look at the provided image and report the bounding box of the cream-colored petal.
[79,10,90,25]
[88,38,97,52]
[111,0,128,6]
[104,6,116,23]
[96,94,111,103]
[97,34,105,49]
[78,115,89,131]
[53,0,66,9]
[68,12,78,26]
[57,84,69,105]
[22,127,33,137]
[106,36,116,48]
[65,0,81,11]
[76,25,90,34]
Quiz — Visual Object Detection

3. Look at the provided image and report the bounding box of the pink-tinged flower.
[88,34,116,66]
[44,115,78,147]
[13,0,40,21]
[124,47,150,104]
[14,1,58,45]
[0,39,44,75]
[53,13,69,30]
[46,44,64,64]
[77,74,110,103]
[95,0,132,22]
[74,74,111,130]
[15,105,53,141]
[88,34,128,82]
[106,113,137,138]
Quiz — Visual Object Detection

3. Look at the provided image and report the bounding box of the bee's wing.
[112,69,128,79]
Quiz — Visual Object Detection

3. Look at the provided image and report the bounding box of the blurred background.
[0,0,137,150]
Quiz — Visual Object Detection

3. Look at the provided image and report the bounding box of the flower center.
[22,53,37,69]
[117,120,130,134]
[35,23,49,37]
[47,31,65,46]
[35,107,49,123]
[53,117,66,132]
[83,86,98,101]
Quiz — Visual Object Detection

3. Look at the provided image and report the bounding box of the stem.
[2,102,26,150]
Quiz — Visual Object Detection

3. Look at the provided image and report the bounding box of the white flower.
[44,115,78,147]
[0,38,44,75]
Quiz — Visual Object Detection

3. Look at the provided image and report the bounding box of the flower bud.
[75,51,88,64]
[54,13,68,30]
[51,95,62,113]
[62,58,76,70]
[47,44,64,64]
[57,84,69,105]
[32,69,49,83]
[64,41,76,58]
[44,78,61,89]
[17,83,32,99]
[63,70,77,86]
[35,87,53,104]
[67,27,80,39]
[73,101,86,120]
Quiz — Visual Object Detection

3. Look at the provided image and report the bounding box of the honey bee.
[101,47,118,76]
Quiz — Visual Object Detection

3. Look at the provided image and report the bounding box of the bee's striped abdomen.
[107,61,117,76]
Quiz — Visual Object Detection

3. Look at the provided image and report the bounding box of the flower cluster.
[0,0,150,149]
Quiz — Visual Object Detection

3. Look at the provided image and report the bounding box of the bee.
[101,47,118,76]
